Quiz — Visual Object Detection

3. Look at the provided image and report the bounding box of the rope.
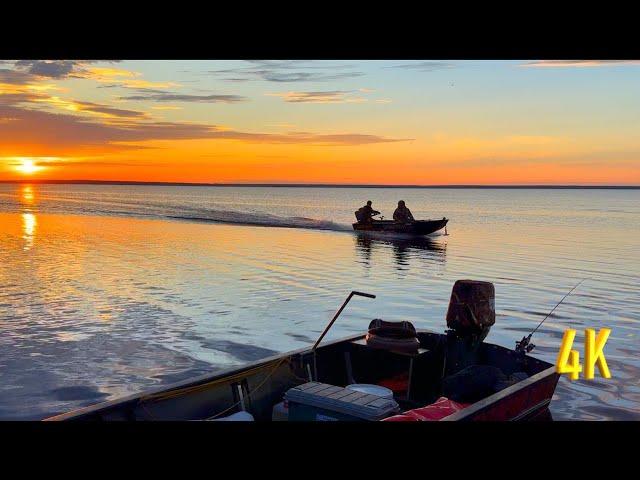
[137,356,292,420]
[141,361,274,403]
[206,356,289,420]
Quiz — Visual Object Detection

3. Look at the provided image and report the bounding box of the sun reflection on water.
[21,185,35,205]
[19,185,37,250]
[22,212,37,251]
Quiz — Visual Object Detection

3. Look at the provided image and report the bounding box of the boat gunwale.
[441,365,559,421]
[357,219,448,225]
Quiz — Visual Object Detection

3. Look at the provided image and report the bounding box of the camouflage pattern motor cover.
[446,280,495,335]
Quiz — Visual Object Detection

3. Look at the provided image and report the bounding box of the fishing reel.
[515,335,536,354]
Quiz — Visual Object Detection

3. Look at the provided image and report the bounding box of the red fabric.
[382,397,470,422]
[378,373,409,394]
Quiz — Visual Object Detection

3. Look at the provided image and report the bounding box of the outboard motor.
[441,279,496,379]
[445,280,495,344]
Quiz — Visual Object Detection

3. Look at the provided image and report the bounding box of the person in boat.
[393,200,415,224]
[355,200,380,224]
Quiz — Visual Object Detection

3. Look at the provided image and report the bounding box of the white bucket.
[346,384,394,399]
[210,411,255,421]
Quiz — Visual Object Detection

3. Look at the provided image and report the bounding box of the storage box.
[285,382,400,421]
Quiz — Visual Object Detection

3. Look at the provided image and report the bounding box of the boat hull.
[45,330,558,422]
[442,366,559,421]
[352,218,448,236]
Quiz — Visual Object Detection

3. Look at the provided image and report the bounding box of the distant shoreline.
[0,180,638,189]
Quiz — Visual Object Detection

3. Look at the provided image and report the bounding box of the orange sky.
[1,60,639,185]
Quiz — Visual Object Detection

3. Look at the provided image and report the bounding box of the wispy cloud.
[4,62,175,92]
[0,68,40,85]
[520,60,640,68]
[258,71,363,82]
[0,80,149,119]
[1,65,237,115]
[120,90,247,103]
[267,90,367,104]
[74,101,148,118]
[386,61,455,72]
[209,60,365,83]
[11,60,120,79]
[217,131,409,146]
[0,91,43,106]
[82,67,178,89]
[0,104,409,156]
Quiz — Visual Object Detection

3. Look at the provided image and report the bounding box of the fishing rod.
[515,278,588,354]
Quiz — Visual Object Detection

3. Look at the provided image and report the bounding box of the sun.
[15,158,42,175]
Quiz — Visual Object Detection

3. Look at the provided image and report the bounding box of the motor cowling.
[446,280,495,341]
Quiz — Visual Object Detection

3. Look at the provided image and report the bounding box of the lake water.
[0,184,639,420]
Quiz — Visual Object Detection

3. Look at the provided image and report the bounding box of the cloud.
[267,90,367,104]
[209,60,364,83]
[8,62,175,91]
[83,66,136,79]
[74,101,148,118]
[0,68,38,85]
[0,105,409,155]
[96,79,179,90]
[520,60,640,68]
[387,61,455,71]
[0,84,148,119]
[211,131,409,145]
[13,60,78,79]
[0,106,215,150]
[11,60,119,79]
[1,71,56,107]
[120,90,247,103]
[81,67,180,90]
[259,71,363,82]
[0,92,43,105]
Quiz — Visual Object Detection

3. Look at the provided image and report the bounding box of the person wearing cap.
[393,200,415,223]
[355,200,380,224]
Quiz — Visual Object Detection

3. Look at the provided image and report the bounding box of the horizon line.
[0,179,639,189]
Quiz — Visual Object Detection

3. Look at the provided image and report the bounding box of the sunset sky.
[1,60,639,185]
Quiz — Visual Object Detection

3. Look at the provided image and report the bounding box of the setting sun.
[14,158,42,175]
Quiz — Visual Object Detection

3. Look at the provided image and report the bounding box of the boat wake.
[0,189,355,232]
[166,211,353,232]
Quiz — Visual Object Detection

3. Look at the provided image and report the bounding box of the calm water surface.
[0,184,638,420]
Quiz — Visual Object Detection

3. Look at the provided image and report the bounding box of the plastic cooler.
[285,382,400,421]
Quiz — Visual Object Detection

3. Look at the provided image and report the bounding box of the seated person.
[393,200,415,223]
[355,200,380,223]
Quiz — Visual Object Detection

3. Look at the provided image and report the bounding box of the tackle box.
[285,382,400,421]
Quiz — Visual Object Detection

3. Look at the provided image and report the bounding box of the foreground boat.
[45,330,558,421]
[46,282,559,422]
[352,218,448,236]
